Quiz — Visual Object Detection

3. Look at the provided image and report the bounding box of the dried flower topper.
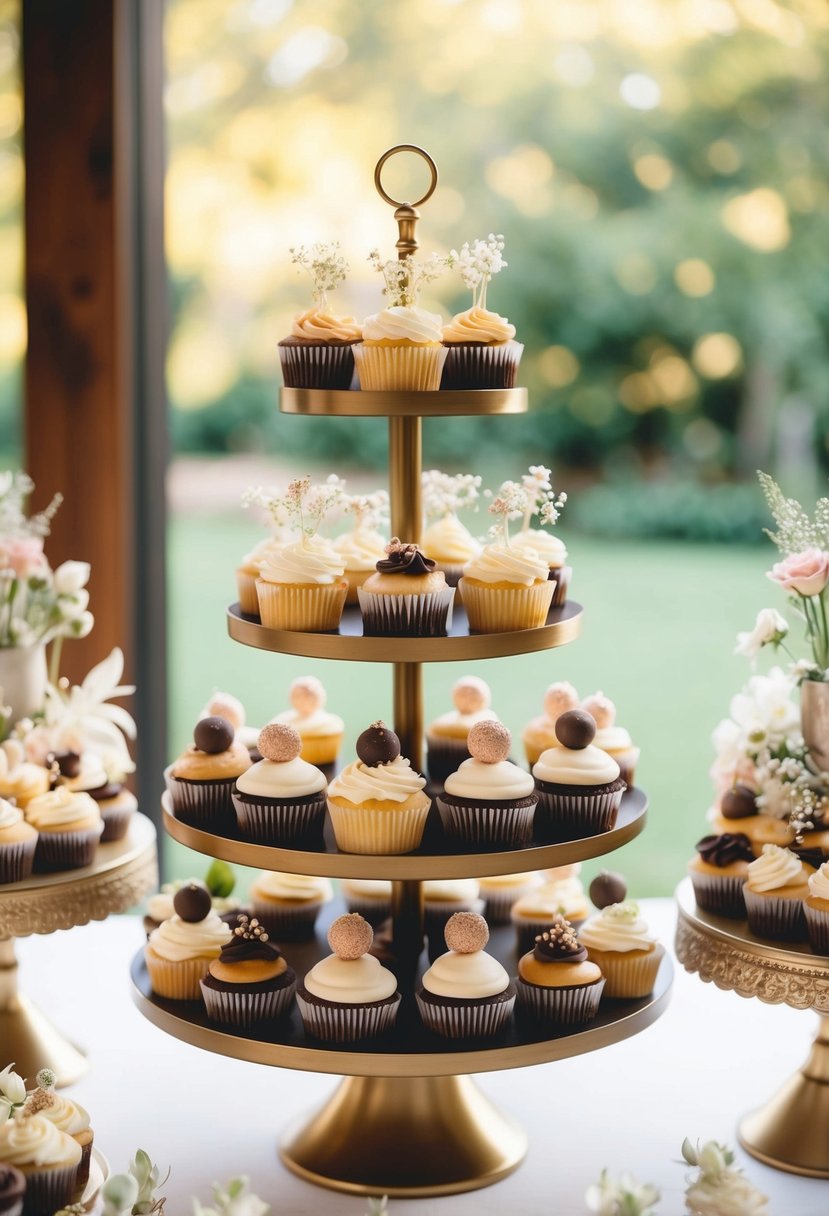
[368,248,451,309]
[340,489,389,533]
[244,476,344,544]
[448,233,507,311]
[487,469,567,545]
[422,470,481,520]
[289,242,349,308]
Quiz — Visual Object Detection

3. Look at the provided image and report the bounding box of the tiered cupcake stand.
[129,147,673,1198]
[0,813,157,1085]
[675,877,829,1178]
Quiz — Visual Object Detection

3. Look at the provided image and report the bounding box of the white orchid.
[365,1200,389,1216]
[0,1063,26,1121]
[53,561,90,595]
[193,1177,269,1216]
[101,1172,140,1216]
[682,1139,768,1215]
[735,608,789,661]
[585,1168,660,1215]
[43,647,136,771]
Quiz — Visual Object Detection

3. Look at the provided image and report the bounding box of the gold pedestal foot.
[739,1016,829,1178]
[280,1073,527,1197]
[0,939,87,1088]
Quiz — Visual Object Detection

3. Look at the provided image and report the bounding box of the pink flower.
[0,536,46,580]
[767,548,829,597]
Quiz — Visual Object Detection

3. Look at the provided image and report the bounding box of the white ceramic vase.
[0,642,48,724]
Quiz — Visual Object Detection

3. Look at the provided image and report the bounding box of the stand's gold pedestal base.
[0,940,87,1087]
[280,1073,527,1197]
[739,1016,829,1178]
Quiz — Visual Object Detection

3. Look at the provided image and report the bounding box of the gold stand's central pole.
[0,937,87,1087]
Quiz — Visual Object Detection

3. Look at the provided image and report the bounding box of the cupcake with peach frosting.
[278,242,361,389]
[441,235,523,389]
[272,674,344,773]
[523,680,580,767]
[581,691,640,786]
[354,249,450,390]
[426,674,498,786]
[532,709,625,841]
[516,914,605,1025]
[437,721,537,848]
[166,714,251,833]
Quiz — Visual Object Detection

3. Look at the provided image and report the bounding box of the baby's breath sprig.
[0,471,62,540]
[367,249,451,309]
[342,490,389,533]
[487,480,529,546]
[518,464,567,532]
[422,470,482,521]
[289,242,348,309]
[758,470,829,555]
[244,475,344,543]
[448,234,507,311]
[241,486,290,534]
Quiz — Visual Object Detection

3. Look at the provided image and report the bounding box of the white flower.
[57,589,90,619]
[585,1168,660,1215]
[735,608,788,660]
[193,1177,269,1216]
[365,1200,389,1216]
[43,647,136,767]
[685,1170,768,1215]
[67,610,94,638]
[102,1172,140,1216]
[53,561,90,594]
[0,1063,26,1120]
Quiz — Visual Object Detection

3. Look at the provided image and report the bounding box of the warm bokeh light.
[614,252,657,295]
[674,258,715,296]
[692,332,744,378]
[721,187,791,251]
[0,291,24,363]
[633,153,674,190]
[538,345,581,388]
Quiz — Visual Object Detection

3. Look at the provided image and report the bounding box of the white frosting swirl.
[258,537,345,587]
[342,878,392,898]
[533,744,620,787]
[479,872,539,892]
[594,726,634,752]
[328,756,426,806]
[236,757,326,798]
[422,515,482,564]
[362,306,443,345]
[579,903,656,953]
[147,911,231,962]
[512,528,567,566]
[0,798,22,830]
[746,844,804,892]
[422,949,509,998]
[423,878,480,903]
[290,307,362,342]
[333,526,387,573]
[442,305,515,344]
[808,862,829,901]
[238,536,280,575]
[62,753,108,793]
[512,881,587,921]
[0,1113,82,1167]
[25,787,101,830]
[272,707,344,739]
[444,757,535,800]
[30,1093,90,1135]
[253,871,333,902]
[463,543,548,587]
[428,707,497,738]
[304,953,397,1003]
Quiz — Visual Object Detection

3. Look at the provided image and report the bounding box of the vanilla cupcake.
[278,242,361,389]
[355,250,448,390]
[804,861,829,954]
[423,877,484,950]
[581,692,640,787]
[25,788,103,873]
[421,516,482,595]
[0,740,50,809]
[297,913,401,1042]
[532,710,625,841]
[579,901,664,998]
[478,872,541,925]
[459,495,553,633]
[272,675,344,776]
[0,1112,82,1216]
[59,751,137,844]
[23,1070,93,1188]
[145,883,232,999]
[417,912,515,1039]
[341,878,393,925]
[512,528,570,606]
[333,492,388,605]
[358,540,454,637]
[688,833,754,918]
[0,796,37,884]
[511,875,590,953]
[236,537,281,617]
[426,675,497,787]
[232,724,327,845]
[743,844,813,941]
[256,536,347,634]
[165,715,252,833]
[327,722,430,854]
[522,681,580,767]
[440,235,522,389]
[437,721,537,848]
[516,914,605,1025]
[250,870,333,940]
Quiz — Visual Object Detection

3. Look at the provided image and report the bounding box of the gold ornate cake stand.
[675,876,829,1177]
[0,813,157,1086]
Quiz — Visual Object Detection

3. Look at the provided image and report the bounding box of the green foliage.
[571,479,768,544]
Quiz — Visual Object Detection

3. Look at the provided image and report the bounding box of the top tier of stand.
[280,387,528,418]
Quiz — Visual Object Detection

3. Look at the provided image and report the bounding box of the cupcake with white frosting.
[511,872,590,953]
[516,914,605,1025]
[440,235,522,389]
[426,675,498,787]
[0,1111,82,1216]
[250,870,333,941]
[354,249,449,391]
[278,242,362,389]
[522,681,580,768]
[326,722,430,854]
[0,796,37,884]
[23,1068,93,1189]
[59,751,137,843]
[0,740,50,810]
[145,883,233,999]
[743,844,813,941]
[236,536,281,617]
[479,872,541,925]
[579,901,664,998]
[804,861,829,954]
[333,489,389,605]
[437,721,537,848]
[420,470,482,595]
[232,724,327,845]
[272,675,344,776]
[532,710,625,841]
[423,877,484,957]
[507,465,570,606]
[581,692,640,787]
[297,913,400,1042]
[417,912,515,1039]
[25,788,103,873]
[341,878,393,926]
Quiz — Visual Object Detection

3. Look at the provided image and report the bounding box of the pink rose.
[767,547,829,597]
[0,536,46,580]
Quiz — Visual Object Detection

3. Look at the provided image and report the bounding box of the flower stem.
[48,636,63,686]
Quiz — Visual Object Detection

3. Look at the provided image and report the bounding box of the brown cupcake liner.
[278,341,356,390]
[549,565,570,607]
[426,736,471,787]
[0,835,37,884]
[232,791,327,845]
[250,896,324,941]
[235,569,261,616]
[296,989,401,1042]
[342,893,393,926]
[165,768,238,834]
[73,1136,93,1192]
[534,784,623,841]
[439,340,524,390]
[33,823,103,873]
[353,343,447,391]
[516,977,605,1025]
[744,887,807,942]
[690,871,747,919]
[357,585,455,637]
[327,797,430,854]
[145,949,213,1000]
[100,804,134,843]
[436,795,537,849]
[200,973,297,1027]
[256,579,347,633]
[459,578,554,633]
[20,1162,80,1216]
[804,903,829,955]
[416,988,516,1039]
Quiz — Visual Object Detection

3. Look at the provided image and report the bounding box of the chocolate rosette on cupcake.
[516,914,605,1026]
[688,832,754,918]
[437,720,537,849]
[532,710,626,841]
[232,724,327,845]
[201,913,297,1028]
[297,913,401,1043]
[358,540,454,637]
[417,912,515,1039]
[164,715,251,834]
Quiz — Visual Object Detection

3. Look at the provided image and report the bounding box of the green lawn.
[167,515,767,898]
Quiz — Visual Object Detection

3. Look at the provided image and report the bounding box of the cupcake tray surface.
[280,386,529,417]
[161,786,647,880]
[227,600,583,663]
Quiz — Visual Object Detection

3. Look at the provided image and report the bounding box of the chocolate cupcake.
[426,675,498,787]
[532,710,625,841]
[417,912,515,1039]
[0,797,37,884]
[689,833,754,918]
[165,715,251,834]
[516,914,605,1025]
[25,789,103,873]
[232,724,327,845]
[0,1164,25,1216]
[297,914,400,1042]
[0,1113,81,1216]
[341,878,393,926]
[440,235,522,389]
[358,540,454,637]
[201,913,296,1027]
[437,721,537,848]
[278,243,361,389]
[743,844,813,941]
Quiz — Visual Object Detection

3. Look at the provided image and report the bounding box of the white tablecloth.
[14,900,826,1215]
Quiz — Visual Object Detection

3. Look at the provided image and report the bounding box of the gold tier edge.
[280,387,528,418]
[161,787,647,880]
[675,877,829,1013]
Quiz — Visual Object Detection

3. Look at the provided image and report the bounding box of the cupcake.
[0,742,50,810]
[326,722,430,855]
[201,913,297,1028]
[512,529,571,607]
[506,466,569,605]
[165,715,251,834]
[516,914,605,1026]
[0,1113,81,1216]
[707,784,793,853]
[354,250,447,391]
[249,870,333,941]
[532,710,626,841]
[0,797,37,885]
[202,692,259,760]
[426,675,498,787]
[743,844,813,941]
[236,537,280,617]
[272,675,344,777]
[804,861,829,954]
[341,878,393,926]
[22,1070,93,1189]
[58,752,136,844]
[25,789,103,873]
[511,875,590,953]
[256,538,348,633]
[232,724,327,845]
[358,540,454,637]
[333,490,389,605]
[145,883,232,1000]
[522,682,580,768]
[440,235,522,389]
[143,861,241,937]
[579,901,665,998]
[437,721,537,849]
[0,1165,24,1216]
[478,872,541,926]
[278,242,361,389]
[688,833,754,918]
[581,693,640,788]
[297,913,401,1042]
[417,912,515,1039]
[420,470,483,593]
[423,878,483,952]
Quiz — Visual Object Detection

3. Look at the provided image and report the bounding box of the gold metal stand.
[0,813,157,1084]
